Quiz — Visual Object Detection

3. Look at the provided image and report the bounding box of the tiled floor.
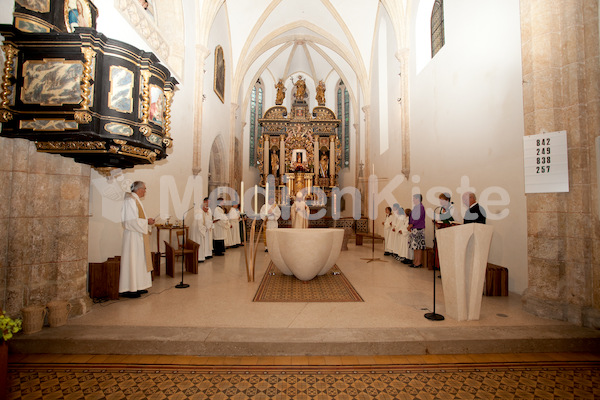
[8,353,600,400]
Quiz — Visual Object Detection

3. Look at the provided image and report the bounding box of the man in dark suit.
[462,192,486,224]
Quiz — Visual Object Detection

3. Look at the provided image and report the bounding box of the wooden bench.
[355,233,385,246]
[484,263,509,296]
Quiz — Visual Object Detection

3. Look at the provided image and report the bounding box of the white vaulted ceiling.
[200,0,410,109]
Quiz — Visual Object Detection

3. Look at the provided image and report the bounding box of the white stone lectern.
[436,223,494,321]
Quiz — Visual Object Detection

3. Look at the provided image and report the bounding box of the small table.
[155,224,189,257]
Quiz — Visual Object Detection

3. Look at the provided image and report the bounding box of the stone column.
[313,135,319,183]
[263,135,269,182]
[279,134,285,179]
[0,138,92,317]
[192,45,211,175]
[520,0,600,328]
[396,48,410,180]
[329,135,335,187]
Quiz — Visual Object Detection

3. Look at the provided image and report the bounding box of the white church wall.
[369,6,403,237]
[202,4,233,185]
[88,0,202,262]
[406,0,528,293]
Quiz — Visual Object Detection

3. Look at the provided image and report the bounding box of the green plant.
[0,310,22,342]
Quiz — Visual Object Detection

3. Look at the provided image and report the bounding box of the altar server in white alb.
[119,181,154,298]
[189,202,207,263]
[382,206,393,256]
[200,198,213,259]
[260,196,281,252]
[212,198,230,256]
[227,204,242,247]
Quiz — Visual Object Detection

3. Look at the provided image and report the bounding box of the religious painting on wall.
[64,0,92,33]
[148,85,165,126]
[214,45,225,103]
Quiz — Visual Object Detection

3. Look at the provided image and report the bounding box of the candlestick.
[266,182,269,203]
[241,181,244,212]
[254,185,258,214]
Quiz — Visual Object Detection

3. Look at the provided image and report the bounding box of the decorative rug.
[8,360,600,399]
[253,263,363,302]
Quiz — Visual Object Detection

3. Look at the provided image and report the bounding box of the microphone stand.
[176,205,195,289]
[424,206,444,321]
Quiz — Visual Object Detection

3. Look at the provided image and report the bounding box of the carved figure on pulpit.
[293,76,307,102]
[315,80,326,106]
[275,79,286,105]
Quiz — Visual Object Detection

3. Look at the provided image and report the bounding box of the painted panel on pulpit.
[16,0,50,13]
[64,0,92,33]
[21,60,83,106]
[148,85,164,126]
[108,66,134,113]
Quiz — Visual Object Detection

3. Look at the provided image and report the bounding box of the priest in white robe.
[201,198,214,259]
[260,197,281,252]
[119,181,154,298]
[189,202,207,263]
[291,192,309,229]
[212,198,229,256]
[228,204,242,247]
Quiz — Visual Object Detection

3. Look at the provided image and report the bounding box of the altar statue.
[315,80,326,106]
[275,79,286,105]
[294,76,307,102]
[319,154,329,177]
[271,152,279,176]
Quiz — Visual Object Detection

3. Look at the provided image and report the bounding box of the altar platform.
[11,243,600,356]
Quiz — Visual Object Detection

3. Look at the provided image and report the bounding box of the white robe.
[228,208,242,245]
[393,213,410,259]
[291,200,309,229]
[119,192,152,292]
[201,208,214,257]
[260,203,281,230]
[189,207,206,262]
[213,206,229,241]
[383,214,393,252]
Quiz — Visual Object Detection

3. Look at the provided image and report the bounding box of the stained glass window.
[431,0,445,57]
[249,79,264,167]
[336,80,350,168]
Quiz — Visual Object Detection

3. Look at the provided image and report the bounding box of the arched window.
[431,0,445,57]
[336,80,350,168]
[249,79,264,167]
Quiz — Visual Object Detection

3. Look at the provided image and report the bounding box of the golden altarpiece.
[257,77,340,204]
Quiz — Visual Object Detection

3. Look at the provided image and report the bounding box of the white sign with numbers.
[523,131,569,193]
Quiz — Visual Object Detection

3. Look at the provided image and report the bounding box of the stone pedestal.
[436,224,494,321]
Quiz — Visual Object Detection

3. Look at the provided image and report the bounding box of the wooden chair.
[164,240,199,277]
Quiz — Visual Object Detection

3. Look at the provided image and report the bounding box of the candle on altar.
[372,164,375,176]
[254,185,258,214]
[266,182,269,203]
[334,192,337,215]
[240,181,244,214]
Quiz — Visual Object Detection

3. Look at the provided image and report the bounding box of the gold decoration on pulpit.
[140,69,151,128]
[0,44,18,123]
[162,89,174,147]
[74,46,95,125]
